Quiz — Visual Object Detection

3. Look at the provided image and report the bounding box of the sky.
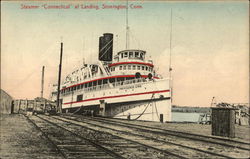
[1,1,249,107]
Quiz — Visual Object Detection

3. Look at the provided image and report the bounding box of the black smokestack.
[99,33,113,61]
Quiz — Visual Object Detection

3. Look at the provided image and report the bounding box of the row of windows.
[75,86,149,103]
[110,65,152,72]
[120,51,144,59]
[61,77,136,94]
[61,80,106,94]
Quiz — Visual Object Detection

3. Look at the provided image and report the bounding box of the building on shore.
[0,89,13,114]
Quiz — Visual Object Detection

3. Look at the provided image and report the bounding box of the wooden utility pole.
[18,100,21,113]
[26,99,28,111]
[56,42,63,113]
[41,66,45,98]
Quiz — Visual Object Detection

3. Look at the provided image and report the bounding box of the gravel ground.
[0,114,63,159]
[114,118,250,141]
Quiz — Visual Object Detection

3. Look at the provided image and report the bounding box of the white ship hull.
[60,78,171,122]
[114,99,171,122]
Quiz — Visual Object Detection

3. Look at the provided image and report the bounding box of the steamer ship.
[51,33,172,122]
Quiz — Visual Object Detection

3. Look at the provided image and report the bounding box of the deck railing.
[62,78,149,95]
[84,78,148,92]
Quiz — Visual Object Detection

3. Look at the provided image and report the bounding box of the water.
[171,112,203,122]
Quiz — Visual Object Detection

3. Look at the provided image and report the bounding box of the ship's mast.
[125,0,129,49]
[169,8,173,78]
[56,42,63,113]
[169,9,173,103]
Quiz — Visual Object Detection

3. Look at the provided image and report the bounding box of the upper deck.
[110,49,154,76]
[114,50,147,62]
[55,49,159,93]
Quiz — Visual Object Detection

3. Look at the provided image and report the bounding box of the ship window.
[133,65,136,70]
[73,86,76,90]
[84,83,87,88]
[109,78,115,83]
[88,82,92,87]
[103,79,108,84]
[146,66,148,71]
[124,52,128,57]
[77,94,83,101]
[135,52,139,57]
[129,52,133,58]
[77,85,80,89]
[81,84,84,89]
[138,66,140,70]
[142,66,145,70]
[119,66,122,70]
[98,80,102,85]
[128,65,131,70]
[140,53,143,58]
[121,53,124,58]
[117,77,122,82]
[123,65,126,70]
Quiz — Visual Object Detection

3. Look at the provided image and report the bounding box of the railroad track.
[28,114,187,159]
[26,115,124,159]
[76,115,250,150]
[57,114,250,158]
